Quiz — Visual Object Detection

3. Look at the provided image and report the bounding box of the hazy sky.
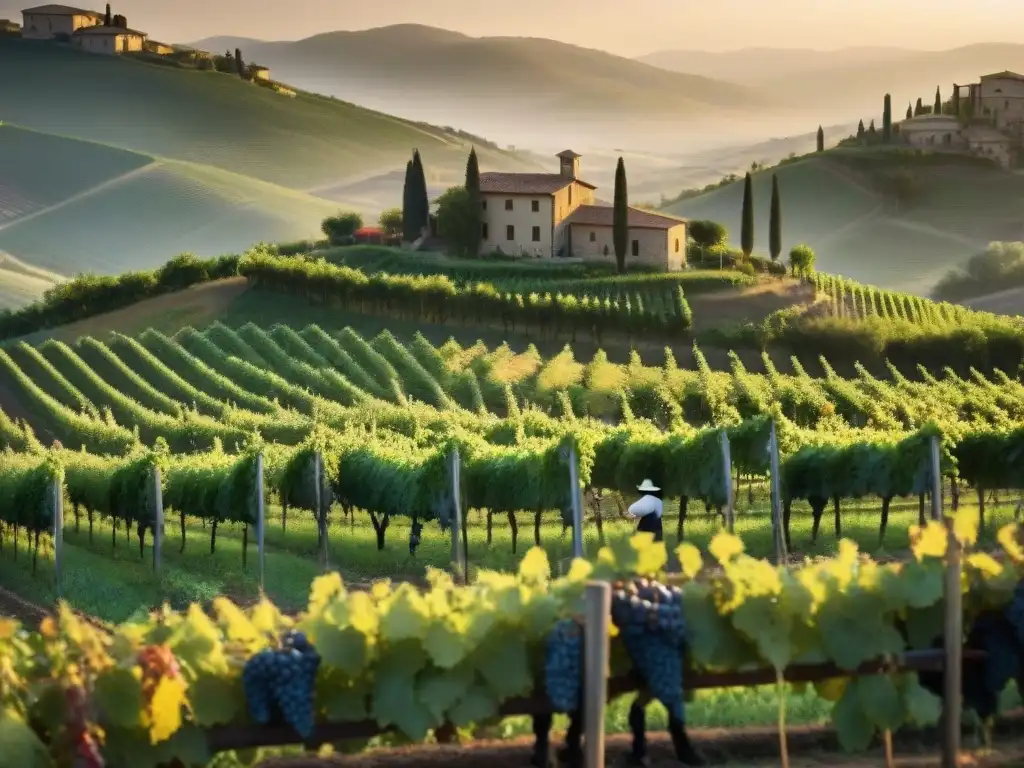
[11,0,1022,54]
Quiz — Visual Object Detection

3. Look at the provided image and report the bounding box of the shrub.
[789,244,816,278]
[932,241,1024,301]
[321,213,363,245]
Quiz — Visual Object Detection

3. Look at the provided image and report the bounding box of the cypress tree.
[769,173,781,263]
[857,119,865,138]
[816,125,824,152]
[740,172,754,259]
[869,119,876,135]
[613,157,628,273]
[882,93,892,142]
[906,103,913,120]
[934,86,942,114]
[401,159,414,242]
[465,147,482,257]
[410,150,428,237]
[915,97,924,116]
[235,48,245,78]
[104,3,111,25]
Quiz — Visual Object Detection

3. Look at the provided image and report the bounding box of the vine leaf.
[857,674,903,732]
[675,543,703,579]
[898,561,944,609]
[709,532,744,564]
[148,676,187,744]
[832,679,875,752]
[909,522,947,561]
[447,680,499,727]
[417,665,474,721]
[474,632,532,699]
[315,625,369,677]
[380,586,430,643]
[0,709,51,768]
[899,674,942,726]
[94,667,144,728]
[188,673,239,726]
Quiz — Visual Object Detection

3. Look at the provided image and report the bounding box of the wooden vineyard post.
[52,476,64,601]
[720,431,734,532]
[936,434,963,768]
[314,451,329,571]
[930,436,942,521]
[583,581,611,768]
[256,453,266,593]
[449,447,466,583]
[568,443,585,560]
[152,465,163,579]
[768,420,788,565]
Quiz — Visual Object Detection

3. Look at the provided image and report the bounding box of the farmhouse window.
[531,199,539,212]
[568,187,573,205]
[675,239,680,252]
[505,199,513,210]
[532,226,541,241]
[589,231,596,242]
[631,240,639,257]
[482,223,488,239]
[506,225,515,240]
[481,200,487,210]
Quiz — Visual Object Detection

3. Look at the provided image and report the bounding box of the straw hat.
[637,479,660,493]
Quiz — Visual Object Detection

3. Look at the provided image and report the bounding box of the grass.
[661,151,1024,294]
[0,38,533,191]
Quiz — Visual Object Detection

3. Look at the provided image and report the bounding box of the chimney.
[556,149,581,180]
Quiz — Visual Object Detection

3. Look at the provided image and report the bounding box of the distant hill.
[638,43,1024,115]
[637,46,919,84]
[189,24,771,149]
[0,37,534,192]
[662,149,1024,293]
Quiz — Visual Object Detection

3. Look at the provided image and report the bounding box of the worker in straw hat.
[628,479,664,542]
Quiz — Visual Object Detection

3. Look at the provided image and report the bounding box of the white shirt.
[628,495,663,519]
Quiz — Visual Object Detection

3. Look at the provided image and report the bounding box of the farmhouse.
[72,24,145,54]
[478,150,687,270]
[143,39,174,55]
[249,65,271,81]
[900,114,964,149]
[20,4,102,39]
[938,71,1024,167]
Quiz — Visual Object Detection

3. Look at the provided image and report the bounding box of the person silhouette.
[628,479,664,542]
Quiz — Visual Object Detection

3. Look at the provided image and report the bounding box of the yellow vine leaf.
[997,523,1023,564]
[675,543,703,580]
[909,521,947,561]
[965,552,1003,578]
[708,532,744,564]
[518,547,550,583]
[148,676,187,744]
[308,572,344,615]
[952,509,979,547]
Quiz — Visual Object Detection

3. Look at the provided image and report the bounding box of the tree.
[401,160,414,242]
[235,48,246,78]
[882,93,892,142]
[411,150,429,237]
[768,174,781,263]
[915,97,924,116]
[857,119,865,138]
[321,212,363,244]
[104,3,111,25]
[789,244,816,278]
[868,119,876,136]
[378,208,403,239]
[464,148,482,257]
[688,220,727,250]
[816,125,824,152]
[740,172,754,258]
[613,157,628,273]
[906,103,913,120]
[435,187,479,258]
[934,86,942,115]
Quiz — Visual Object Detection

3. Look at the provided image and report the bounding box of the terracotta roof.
[981,71,1024,81]
[479,172,596,195]
[22,4,102,16]
[565,204,687,230]
[73,24,146,35]
[556,149,581,159]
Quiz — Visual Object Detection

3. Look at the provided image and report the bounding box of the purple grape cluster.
[242,630,321,738]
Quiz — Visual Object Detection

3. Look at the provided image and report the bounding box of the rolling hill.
[189,25,773,150]
[662,149,1024,293]
[637,43,1024,117]
[0,37,534,191]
